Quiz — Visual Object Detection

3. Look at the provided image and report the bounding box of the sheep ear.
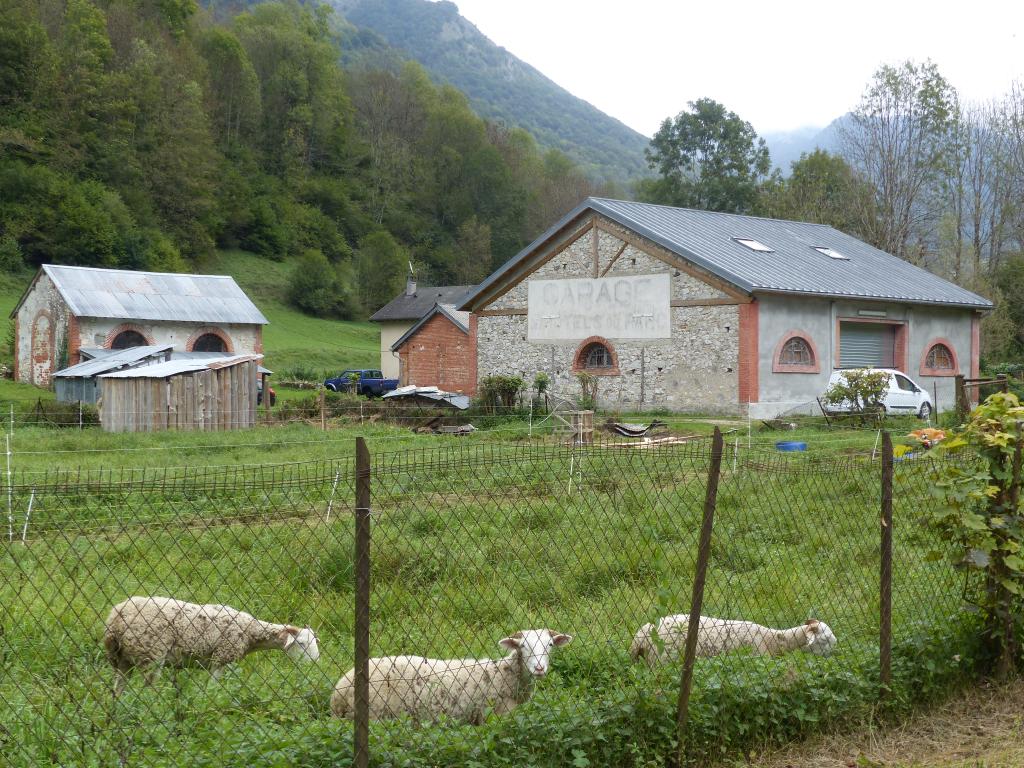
[279,626,299,650]
[498,636,522,651]
[551,633,572,647]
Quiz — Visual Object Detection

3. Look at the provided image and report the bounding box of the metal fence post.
[880,431,893,699]
[676,426,724,765]
[354,437,372,768]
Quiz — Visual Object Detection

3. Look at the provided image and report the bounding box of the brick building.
[369,279,474,379]
[12,265,267,387]
[459,197,993,417]
[392,303,477,395]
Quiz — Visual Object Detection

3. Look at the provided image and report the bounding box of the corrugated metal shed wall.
[98,360,259,433]
[55,377,100,405]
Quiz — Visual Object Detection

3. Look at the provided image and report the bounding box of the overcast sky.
[442,0,1024,137]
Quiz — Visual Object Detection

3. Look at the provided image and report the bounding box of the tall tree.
[639,98,771,214]
[839,60,958,260]
[759,150,875,235]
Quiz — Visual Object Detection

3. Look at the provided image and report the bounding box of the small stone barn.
[12,265,268,388]
[458,198,993,417]
[369,277,474,379]
[391,302,477,394]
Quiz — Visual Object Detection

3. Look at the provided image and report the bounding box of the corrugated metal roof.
[54,345,174,378]
[99,354,262,379]
[36,265,269,324]
[174,351,272,375]
[370,284,476,322]
[460,198,993,310]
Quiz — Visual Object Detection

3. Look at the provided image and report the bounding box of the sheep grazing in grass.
[330,628,572,724]
[104,596,320,694]
[630,615,836,668]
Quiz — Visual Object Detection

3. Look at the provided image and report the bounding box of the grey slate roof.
[370,285,475,322]
[18,265,269,324]
[391,303,471,352]
[54,345,173,378]
[460,198,993,310]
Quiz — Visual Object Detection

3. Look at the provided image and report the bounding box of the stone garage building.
[458,198,993,417]
[12,265,268,387]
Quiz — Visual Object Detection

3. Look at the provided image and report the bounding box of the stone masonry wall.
[15,273,71,387]
[477,217,740,412]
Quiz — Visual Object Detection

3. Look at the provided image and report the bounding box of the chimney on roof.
[405,260,416,296]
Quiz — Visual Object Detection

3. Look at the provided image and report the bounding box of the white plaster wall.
[754,294,975,418]
[377,320,411,379]
[78,319,262,355]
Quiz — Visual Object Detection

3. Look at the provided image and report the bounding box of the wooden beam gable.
[470,211,750,312]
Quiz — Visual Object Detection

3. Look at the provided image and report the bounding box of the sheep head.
[280,626,320,662]
[801,619,837,656]
[498,628,572,677]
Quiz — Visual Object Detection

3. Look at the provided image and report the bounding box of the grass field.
[0,432,977,767]
[201,251,379,377]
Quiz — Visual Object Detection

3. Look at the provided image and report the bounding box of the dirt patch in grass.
[744,678,1024,768]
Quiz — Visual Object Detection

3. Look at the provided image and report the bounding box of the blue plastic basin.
[775,441,808,452]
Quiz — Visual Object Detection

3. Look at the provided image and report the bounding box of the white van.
[825,368,933,420]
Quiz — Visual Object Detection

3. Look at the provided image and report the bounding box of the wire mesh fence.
[0,433,976,767]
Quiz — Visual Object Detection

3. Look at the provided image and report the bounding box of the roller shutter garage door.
[839,322,895,368]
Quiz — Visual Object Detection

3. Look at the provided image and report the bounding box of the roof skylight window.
[813,246,849,260]
[734,238,773,252]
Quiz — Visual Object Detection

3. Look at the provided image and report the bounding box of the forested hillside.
[332,0,651,183]
[0,0,606,317]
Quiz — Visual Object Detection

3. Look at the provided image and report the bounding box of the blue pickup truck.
[324,369,399,397]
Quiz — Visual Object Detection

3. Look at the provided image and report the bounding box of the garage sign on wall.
[527,273,671,341]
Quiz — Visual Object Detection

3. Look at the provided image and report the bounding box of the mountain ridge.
[331,0,651,183]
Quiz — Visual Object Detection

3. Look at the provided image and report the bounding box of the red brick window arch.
[104,324,155,350]
[920,339,958,377]
[773,331,820,373]
[185,327,234,354]
[572,336,619,376]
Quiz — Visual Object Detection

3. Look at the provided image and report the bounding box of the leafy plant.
[928,391,1024,678]
[823,369,890,423]
[477,375,525,413]
[575,371,598,411]
[532,371,550,414]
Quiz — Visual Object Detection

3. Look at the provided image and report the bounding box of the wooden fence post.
[954,374,967,423]
[676,426,725,765]
[354,437,372,768]
[998,373,1009,394]
[320,388,327,432]
[880,431,893,699]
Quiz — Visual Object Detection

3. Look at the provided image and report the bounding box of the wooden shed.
[97,354,262,433]
[53,345,173,405]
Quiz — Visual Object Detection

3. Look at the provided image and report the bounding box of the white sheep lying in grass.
[630,614,836,668]
[104,596,320,694]
[330,628,572,724]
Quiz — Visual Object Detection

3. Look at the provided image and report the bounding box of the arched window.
[111,330,147,350]
[779,336,814,366]
[583,342,612,369]
[921,340,957,376]
[925,344,953,370]
[773,331,820,373]
[572,336,619,376]
[192,333,227,353]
